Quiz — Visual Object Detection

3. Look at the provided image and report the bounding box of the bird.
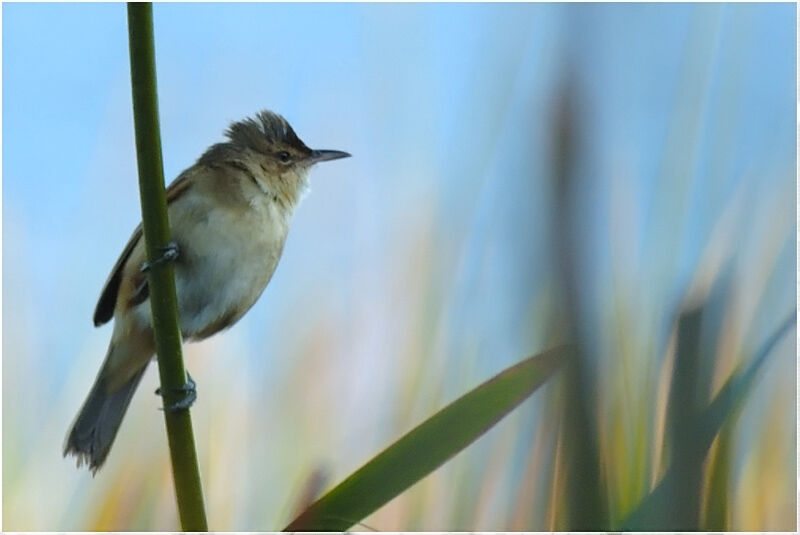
[64,110,350,473]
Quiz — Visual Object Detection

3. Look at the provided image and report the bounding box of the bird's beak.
[309,149,351,164]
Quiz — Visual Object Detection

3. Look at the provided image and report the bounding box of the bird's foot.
[141,241,180,273]
[155,372,197,412]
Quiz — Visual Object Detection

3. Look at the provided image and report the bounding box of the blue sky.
[3,0,794,422]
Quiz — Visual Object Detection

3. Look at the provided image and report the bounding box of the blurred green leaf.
[559,352,609,530]
[703,420,733,530]
[548,71,609,532]
[284,346,570,531]
[663,306,706,530]
[620,311,795,530]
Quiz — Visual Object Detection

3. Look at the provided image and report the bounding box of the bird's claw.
[155,372,197,412]
[141,241,180,273]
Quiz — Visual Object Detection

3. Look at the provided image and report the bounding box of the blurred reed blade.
[663,305,706,530]
[549,69,608,530]
[559,353,608,529]
[284,346,570,531]
[703,418,733,529]
[694,261,735,531]
[620,311,795,530]
[698,312,795,448]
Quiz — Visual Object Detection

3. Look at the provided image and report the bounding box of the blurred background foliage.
[2,2,795,531]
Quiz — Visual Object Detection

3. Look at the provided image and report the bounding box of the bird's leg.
[155,372,197,412]
[141,241,180,273]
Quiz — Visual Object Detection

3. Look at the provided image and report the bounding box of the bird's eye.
[277,151,292,163]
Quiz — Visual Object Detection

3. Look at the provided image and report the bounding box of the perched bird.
[64,110,350,472]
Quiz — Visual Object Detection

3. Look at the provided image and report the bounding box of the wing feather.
[92,172,195,326]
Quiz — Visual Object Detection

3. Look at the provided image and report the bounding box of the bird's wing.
[92,172,195,326]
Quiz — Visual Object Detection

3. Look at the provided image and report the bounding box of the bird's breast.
[173,194,290,340]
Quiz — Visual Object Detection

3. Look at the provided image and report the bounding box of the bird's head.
[207,110,350,208]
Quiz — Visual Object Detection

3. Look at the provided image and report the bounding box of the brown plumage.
[64,110,350,472]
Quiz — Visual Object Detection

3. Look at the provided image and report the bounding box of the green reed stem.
[126,3,208,530]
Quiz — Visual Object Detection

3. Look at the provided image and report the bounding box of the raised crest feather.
[224,110,311,155]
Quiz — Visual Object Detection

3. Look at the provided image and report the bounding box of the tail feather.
[64,364,148,473]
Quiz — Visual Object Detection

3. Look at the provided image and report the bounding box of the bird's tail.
[64,344,150,474]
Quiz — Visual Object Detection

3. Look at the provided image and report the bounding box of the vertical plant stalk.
[662,306,705,529]
[550,72,608,530]
[126,3,208,530]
